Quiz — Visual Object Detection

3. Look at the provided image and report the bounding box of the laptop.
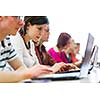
[31,33,94,81]
[90,45,98,66]
[88,45,99,74]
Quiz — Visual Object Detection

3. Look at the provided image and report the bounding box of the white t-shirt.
[10,32,39,68]
[0,36,17,71]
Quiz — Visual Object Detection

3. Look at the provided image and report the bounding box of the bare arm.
[74,60,82,68]
[0,57,28,82]
[8,57,27,71]
[0,58,53,82]
[0,71,25,83]
[0,64,53,83]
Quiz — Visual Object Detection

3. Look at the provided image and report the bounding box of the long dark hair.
[19,16,49,36]
[19,16,49,49]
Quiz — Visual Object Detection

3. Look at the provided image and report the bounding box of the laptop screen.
[80,33,94,77]
[90,45,98,66]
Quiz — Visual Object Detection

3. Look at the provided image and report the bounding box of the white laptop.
[88,45,99,74]
[31,33,94,81]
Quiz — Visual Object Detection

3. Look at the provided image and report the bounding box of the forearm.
[74,60,82,68]
[8,57,28,71]
[0,71,25,83]
[16,64,28,72]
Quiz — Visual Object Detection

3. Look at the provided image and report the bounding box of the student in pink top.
[48,32,79,70]
[48,32,73,63]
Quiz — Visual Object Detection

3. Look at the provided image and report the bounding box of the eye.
[46,29,49,32]
[14,16,21,20]
[37,27,42,31]
[43,28,49,32]
[16,16,20,20]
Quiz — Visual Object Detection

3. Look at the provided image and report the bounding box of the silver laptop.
[88,45,99,74]
[31,33,94,81]
[90,45,98,66]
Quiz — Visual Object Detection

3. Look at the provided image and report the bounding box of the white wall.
[44,15,100,61]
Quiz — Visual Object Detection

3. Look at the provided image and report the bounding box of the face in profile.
[74,44,80,54]
[41,24,50,42]
[63,38,73,50]
[27,24,47,43]
[4,16,23,35]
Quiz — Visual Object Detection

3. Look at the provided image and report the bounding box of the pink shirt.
[48,48,68,63]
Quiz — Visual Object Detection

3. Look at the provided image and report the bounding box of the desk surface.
[22,67,100,83]
[22,77,91,83]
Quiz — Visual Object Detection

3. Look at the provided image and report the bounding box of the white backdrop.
[44,15,100,61]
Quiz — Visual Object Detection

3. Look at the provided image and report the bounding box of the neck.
[58,47,62,52]
[0,31,8,42]
[54,46,62,52]
[23,34,30,43]
[35,39,44,46]
[39,39,44,45]
[63,48,70,54]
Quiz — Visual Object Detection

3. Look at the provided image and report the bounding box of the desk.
[22,77,91,83]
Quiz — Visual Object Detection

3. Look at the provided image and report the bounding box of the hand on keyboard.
[57,63,79,72]
[47,62,80,73]
[49,62,67,73]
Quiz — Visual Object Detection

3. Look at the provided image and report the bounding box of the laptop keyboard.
[32,76,80,81]
[56,69,80,74]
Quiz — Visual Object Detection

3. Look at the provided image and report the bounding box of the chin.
[34,39,39,42]
[35,40,38,43]
[12,34,16,36]
[11,32,17,36]
[45,40,48,42]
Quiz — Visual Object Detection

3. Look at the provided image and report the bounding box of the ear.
[0,16,3,21]
[26,22,31,30]
[0,16,5,21]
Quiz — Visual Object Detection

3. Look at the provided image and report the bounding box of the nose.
[39,31,43,36]
[18,19,24,28]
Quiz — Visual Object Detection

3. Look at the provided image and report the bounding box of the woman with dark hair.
[11,16,50,67]
[48,32,80,69]
[48,32,73,63]
[34,21,56,66]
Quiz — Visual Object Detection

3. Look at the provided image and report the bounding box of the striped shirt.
[0,36,17,70]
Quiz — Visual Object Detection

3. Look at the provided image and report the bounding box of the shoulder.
[1,36,12,48]
[48,47,54,52]
[10,32,23,43]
